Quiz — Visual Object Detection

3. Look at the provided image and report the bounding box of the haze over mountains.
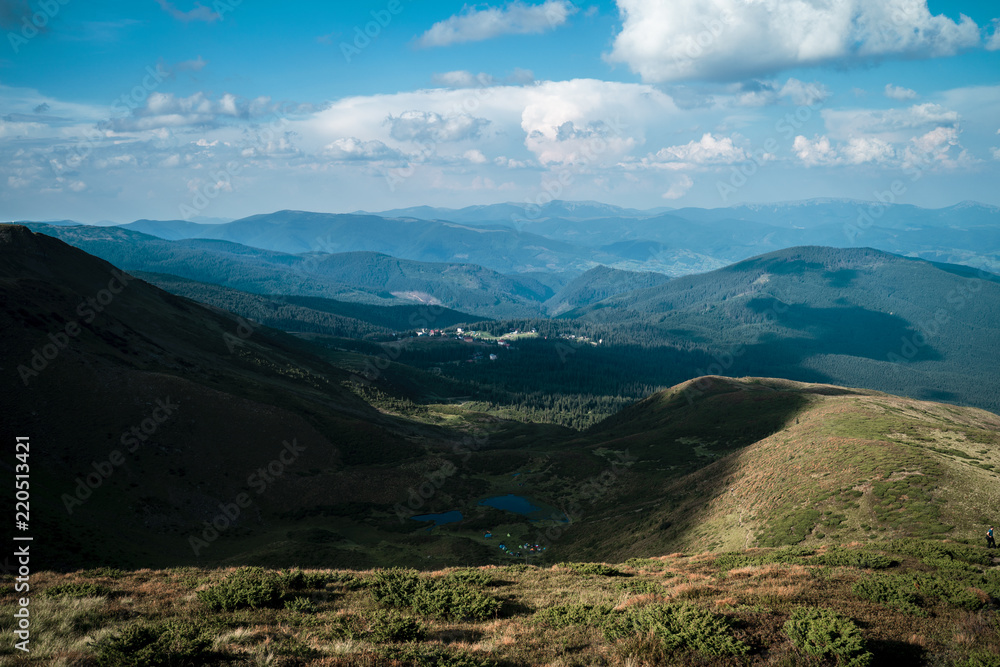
[49,198,999,277]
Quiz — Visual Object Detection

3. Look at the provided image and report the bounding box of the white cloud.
[608,0,984,82]
[654,133,749,165]
[386,111,491,144]
[884,84,918,100]
[418,0,576,47]
[662,174,693,199]
[795,126,968,169]
[322,138,403,162]
[793,135,839,166]
[822,103,960,141]
[988,19,1000,51]
[842,136,895,164]
[463,149,488,164]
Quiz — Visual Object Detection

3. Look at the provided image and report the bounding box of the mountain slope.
[19,223,552,318]
[567,246,1000,412]
[558,376,1000,560]
[0,225,479,569]
[546,265,671,315]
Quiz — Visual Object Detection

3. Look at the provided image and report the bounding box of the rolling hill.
[565,246,1000,413]
[17,223,559,318]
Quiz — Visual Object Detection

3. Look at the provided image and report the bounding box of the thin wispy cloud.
[155,0,221,24]
[417,0,576,48]
[885,84,919,100]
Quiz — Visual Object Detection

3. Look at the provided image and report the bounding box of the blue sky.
[1,0,998,222]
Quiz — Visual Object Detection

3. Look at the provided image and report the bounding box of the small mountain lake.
[410,510,463,528]
[479,494,569,523]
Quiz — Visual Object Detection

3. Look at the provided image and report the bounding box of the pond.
[479,494,541,516]
[410,510,463,528]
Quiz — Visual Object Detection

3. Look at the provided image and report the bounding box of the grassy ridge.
[3,539,998,666]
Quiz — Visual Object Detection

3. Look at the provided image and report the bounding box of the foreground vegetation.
[3,539,999,666]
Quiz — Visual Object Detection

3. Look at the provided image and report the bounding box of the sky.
[0,0,998,222]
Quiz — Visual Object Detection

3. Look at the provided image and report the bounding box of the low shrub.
[378,645,495,667]
[783,606,873,667]
[91,620,214,667]
[365,610,427,643]
[197,567,282,611]
[369,568,501,621]
[284,596,318,614]
[42,582,109,598]
[412,581,502,621]
[534,603,613,628]
[852,574,923,615]
[559,562,623,576]
[279,569,327,590]
[816,548,896,569]
[603,602,749,657]
[445,569,494,587]
[616,579,664,595]
[369,568,421,607]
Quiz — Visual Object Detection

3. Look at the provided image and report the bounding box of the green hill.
[566,246,1000,412]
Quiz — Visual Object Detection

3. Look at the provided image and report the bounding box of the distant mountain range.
[19,198,997,277]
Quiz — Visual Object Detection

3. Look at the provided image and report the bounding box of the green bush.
[959,650,1000,667]
[603,602,749,657]
[412,581,502,621]
[616,579,664,595]
[816,548,897,569]
[783,607,873,667]
[81,567,127,579]
[329,571,366,589]
[91,620,214,667]
[852,574,923,615]
[284,596,318,614]
[366,610,427,643]
[559,562,623,576]
[885,539,991,567]
[280,569,327,590]
[624,557,668,570]
[534,604,613,628]
[445,569,494,587]
[369,569,502,621]
[197,567,282,611]
[42,582,109,598]
[369,568,421,607]
[378,645,495,667]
